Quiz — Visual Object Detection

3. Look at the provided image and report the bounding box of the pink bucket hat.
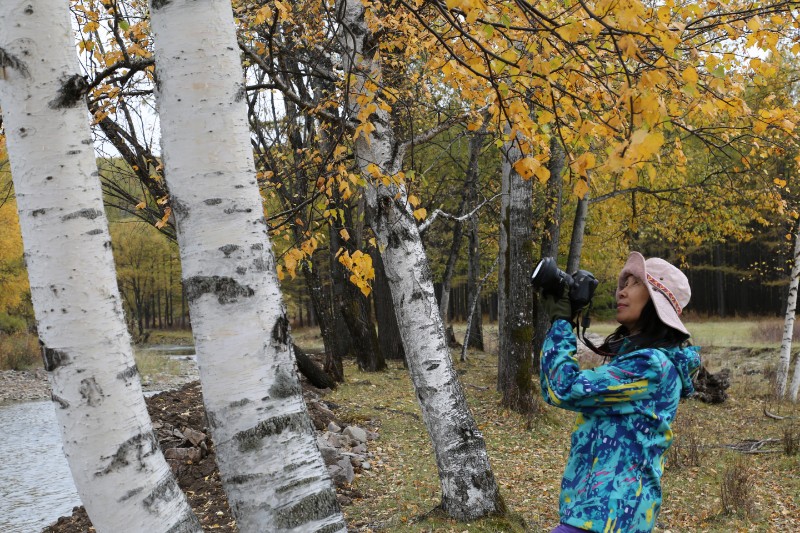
[618,251,691,335]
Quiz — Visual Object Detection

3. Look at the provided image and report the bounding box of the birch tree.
[147,0,345,531]
[336,0,505,520]
[497,136,536,411]
[777,218,800,400]
[0,1,200,531]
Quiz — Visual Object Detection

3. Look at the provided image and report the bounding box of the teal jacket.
[540,319,700,533]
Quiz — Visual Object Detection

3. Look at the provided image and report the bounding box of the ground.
[42,382,236,532]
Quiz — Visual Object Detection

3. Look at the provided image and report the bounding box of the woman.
[539,252,701,533]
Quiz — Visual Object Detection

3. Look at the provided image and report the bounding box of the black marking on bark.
[31,208,46,217]
[117,364,139,381]
[275,488,341,529]
[250,243,263,250]
[96,431,158,476]
[226,472,259,485]
[170,197,189,218]
[275,475,319,494]
[151,0,172,9]
[271,314,290,345]
[86,228,103,235]
[204,198,222,205]
[51,393,70,409]
[229,397,251,408]
[283,457,315,473]
[0,48,30,78]
[269,366,301,399]
[118,486,143,502]
[418,261,433,284]
[219,244,239,257]
[410,290,424,301]
[234,82,246,102]
[252,258,268,272]
[206,410,219,429]
[236,266,247,275]
[142,475,180,510]
[66,150,81,155]
[49,74,89,109]
[224,206,253,214]
[81,138,93,145]
[426,363,440,371]
[80,377,104,407]
[164,509,203,532]
[234,412,307,452]
[61,208,103,221]
[184,275,254,304]
[19,127,28,137]
[45,175,54,181]
[42,346,69,371]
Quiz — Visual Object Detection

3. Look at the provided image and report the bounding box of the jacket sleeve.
[539,319,661,414]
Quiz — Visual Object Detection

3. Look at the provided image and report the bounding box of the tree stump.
[692,365,731,404]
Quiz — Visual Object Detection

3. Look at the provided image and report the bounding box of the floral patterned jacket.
[540,319,701,533]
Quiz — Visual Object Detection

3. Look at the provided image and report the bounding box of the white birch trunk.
[0,1,200,531]
[337,0,504,520]
[147,1,345,531]
[782,221,800,401]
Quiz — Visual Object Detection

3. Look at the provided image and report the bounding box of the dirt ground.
[42,382,237,532]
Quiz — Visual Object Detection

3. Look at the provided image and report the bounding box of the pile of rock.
[0,368,50,404]
[304,388,378,493]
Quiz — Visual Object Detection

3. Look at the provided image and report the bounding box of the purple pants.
[550,524,588,533]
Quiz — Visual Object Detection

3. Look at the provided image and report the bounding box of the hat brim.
[619,252,689,336]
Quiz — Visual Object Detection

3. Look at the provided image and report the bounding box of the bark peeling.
[42,346,70,371]
[184,275,254,304]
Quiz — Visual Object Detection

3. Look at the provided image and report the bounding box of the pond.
[0,400,80,532]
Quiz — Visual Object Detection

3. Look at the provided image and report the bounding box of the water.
[0,401,80,533]
[0,344,197,532]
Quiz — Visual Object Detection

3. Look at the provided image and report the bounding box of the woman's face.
[616,274,651,332]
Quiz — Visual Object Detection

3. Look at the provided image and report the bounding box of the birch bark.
[0,1,199,531]
[497,137,536,411]
[148,1,345,531]
[337,0,504,520]
[777,219,800,399]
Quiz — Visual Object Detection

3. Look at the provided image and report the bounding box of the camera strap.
[576,302,615,359]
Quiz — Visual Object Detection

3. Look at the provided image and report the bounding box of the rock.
[327,421,342,433]
[182,427,207,447]
[343,425,367,444]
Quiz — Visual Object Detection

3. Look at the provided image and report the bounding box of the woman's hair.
[599,299,690,354]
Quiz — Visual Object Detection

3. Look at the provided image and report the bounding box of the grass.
[309,321,800,532]
[0,331,40,370]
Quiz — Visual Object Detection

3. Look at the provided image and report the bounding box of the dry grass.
[305,322,800,532]
[0,331,40,370]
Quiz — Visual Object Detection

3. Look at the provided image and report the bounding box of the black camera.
[530,257,598,310]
